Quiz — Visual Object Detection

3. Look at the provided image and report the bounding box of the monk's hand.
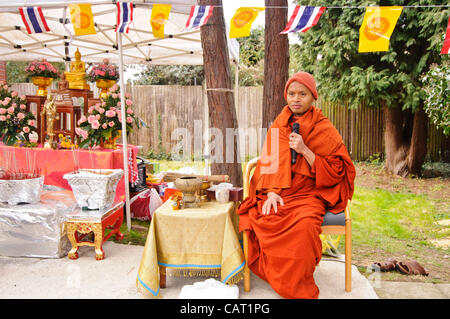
[289,132,316,167]
[289,132,306,154]
[262,192,284,215]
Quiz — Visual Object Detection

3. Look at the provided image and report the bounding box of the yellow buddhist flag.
[229,7,265,38]
[69,3,96,36]
[359,6,403,53]
[150,4,171,38]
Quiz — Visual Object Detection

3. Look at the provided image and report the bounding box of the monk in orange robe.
[237,72,356,299]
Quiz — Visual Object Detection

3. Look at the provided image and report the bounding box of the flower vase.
[32,76,53,96]
[101,130,121,149]
[96,79,116,99]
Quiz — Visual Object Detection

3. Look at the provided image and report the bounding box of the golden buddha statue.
[41,94,60,148]
[64,48,90,90]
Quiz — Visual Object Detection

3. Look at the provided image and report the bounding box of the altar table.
[136,199,245,298]
[0,143,138,203]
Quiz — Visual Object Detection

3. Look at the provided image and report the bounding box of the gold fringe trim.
[225,269,244,285]
[167,267,244,286]
[169,268,221,278]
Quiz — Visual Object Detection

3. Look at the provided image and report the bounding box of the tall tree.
[295,0,448,176]
[199,0,243,187]
[262,0,290,130]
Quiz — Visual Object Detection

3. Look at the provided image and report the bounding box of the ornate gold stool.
[64,202,124,260]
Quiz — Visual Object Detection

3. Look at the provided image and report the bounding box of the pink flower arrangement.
[0,81,37,146]
[86,59,119,82]
[24,59,59,79]
[75,85,142,148]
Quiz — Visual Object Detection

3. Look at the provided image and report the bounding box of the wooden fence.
[11,83,449,162]
[127,85,449,162]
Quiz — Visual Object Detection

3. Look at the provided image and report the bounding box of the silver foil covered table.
[0,189,77,258]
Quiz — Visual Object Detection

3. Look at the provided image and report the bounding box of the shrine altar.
[136,199,245,298]
[0,143,139,203]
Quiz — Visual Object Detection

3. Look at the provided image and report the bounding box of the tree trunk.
[262,0,289,131]
[199,0,243,187]
[384,103,428,177]
[407,107,428,175]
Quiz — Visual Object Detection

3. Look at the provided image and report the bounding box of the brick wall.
[0,61,6,83]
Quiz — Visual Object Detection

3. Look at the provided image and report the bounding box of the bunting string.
[13,2,450,55]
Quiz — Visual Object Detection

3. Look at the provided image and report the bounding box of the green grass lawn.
[348,186,449,253]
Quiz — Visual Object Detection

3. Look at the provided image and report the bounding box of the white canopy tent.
[0,0,240,64]
[0,0,240,230]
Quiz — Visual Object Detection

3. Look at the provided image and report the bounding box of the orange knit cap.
[283,71,318,100]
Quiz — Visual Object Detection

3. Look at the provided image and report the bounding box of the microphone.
[291,123,300,165]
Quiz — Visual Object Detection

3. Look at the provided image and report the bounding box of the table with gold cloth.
[136,199,245,298]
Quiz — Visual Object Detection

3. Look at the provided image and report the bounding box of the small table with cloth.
[136,199,245,298]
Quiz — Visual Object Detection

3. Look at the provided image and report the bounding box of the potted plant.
[0,81,37,146]
[75,84,141,149]
[86,59,119,99]
[24,59,59,96]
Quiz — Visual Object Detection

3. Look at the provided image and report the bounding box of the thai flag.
[441,16,450,55]
[116,2,134,33]
[280,6,326,34]
[183,5,214,31]
[19,7,50,34]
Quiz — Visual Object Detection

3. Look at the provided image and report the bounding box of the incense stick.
[71,146,79,173]
[88,147,94,169]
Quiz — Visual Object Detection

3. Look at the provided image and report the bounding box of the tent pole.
[234,60,239,164]
[203,81,209,176]
[117,32,131,231]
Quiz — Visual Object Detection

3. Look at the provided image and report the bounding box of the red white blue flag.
[183,5,214,31]
[19,7,50,34]
[280,6,326,34]
[115,2,134,33]
[441,16,450,54]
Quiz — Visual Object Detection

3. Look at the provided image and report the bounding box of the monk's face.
[286,81,315,115]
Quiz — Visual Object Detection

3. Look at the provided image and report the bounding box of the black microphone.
[291,123,300,165]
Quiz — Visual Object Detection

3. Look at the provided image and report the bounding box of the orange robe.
[237,105,355,299]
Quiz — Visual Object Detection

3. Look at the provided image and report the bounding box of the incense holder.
[63,169,123,210]
[0,175,44,205]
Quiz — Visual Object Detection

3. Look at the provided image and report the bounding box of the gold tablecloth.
[136,200,245,298]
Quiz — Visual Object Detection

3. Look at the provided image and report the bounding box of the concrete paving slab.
[0,241,378,299]
[371,281,450,299]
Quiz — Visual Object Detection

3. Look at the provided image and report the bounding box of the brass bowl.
[174,176,202,208]
[200,181,211,202]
